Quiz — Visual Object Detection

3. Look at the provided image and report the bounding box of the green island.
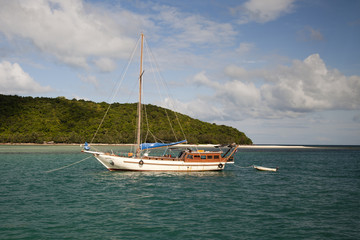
[0,94,252,145]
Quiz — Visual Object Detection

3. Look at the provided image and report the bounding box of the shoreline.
[0,143,353,149]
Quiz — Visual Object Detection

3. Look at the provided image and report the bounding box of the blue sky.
[0,0,359,145]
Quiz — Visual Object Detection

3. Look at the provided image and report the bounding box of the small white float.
[253,165,278,172]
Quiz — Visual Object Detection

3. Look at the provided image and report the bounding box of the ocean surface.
[0,145,359,239]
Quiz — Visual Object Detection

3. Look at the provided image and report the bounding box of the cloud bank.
[0,61,52,94]
[0,0,138,69]
[178,54,360,121]
[151,5,236,48]
[0,0,237,72]
[233,0,296,24]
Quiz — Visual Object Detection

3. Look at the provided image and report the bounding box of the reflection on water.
[91,167,235,182]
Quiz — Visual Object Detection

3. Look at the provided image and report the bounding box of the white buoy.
[253,165,278,172]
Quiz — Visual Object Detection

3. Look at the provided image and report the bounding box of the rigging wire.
[143,94,173,144]
[122,68,143,154]
[143,38,186,142]
[89,36,141,146]
[45,156,93,173]
[143,103,156,143]
[232,164,254,169]
[88,34,188,152]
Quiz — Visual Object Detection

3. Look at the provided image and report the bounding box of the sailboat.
[82,34,239,171]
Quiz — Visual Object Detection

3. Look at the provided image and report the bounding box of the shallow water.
[1,145,359,239]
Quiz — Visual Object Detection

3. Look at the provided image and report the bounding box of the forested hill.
[0,94,252,145]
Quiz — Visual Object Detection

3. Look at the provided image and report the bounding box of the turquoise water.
[1,145,359,239]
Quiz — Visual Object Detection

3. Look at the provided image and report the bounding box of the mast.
[136,33,144,157]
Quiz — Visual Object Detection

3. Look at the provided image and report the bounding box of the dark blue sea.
[1,145,359,239]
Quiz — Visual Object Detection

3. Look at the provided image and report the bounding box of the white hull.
[93,153,228,171]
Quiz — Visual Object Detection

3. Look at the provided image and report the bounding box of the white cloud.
[151,5,237,48]
[0,61,52,94]
[0,0,237,73]
[297,26,324,41]
[236,42,255,55]
[79,74,99,88]
[180,54,360,121]
[0,0,138,69]
[164,97,226,121]
[309,28,324,41]
[224,64,264,80]
[193,71,218,88]
[233,0,296,24]
[94,58,117,72]
[262,54,360,112]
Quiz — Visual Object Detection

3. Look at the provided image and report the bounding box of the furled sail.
[140,140,187,150]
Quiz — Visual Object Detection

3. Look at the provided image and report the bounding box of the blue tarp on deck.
[140,140,187,150]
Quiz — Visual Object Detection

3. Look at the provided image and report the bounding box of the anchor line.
[45,156,93,173]
[232,164,254,169]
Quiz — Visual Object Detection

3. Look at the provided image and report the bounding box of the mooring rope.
[45,156,93,173]
[232,164,254,169]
